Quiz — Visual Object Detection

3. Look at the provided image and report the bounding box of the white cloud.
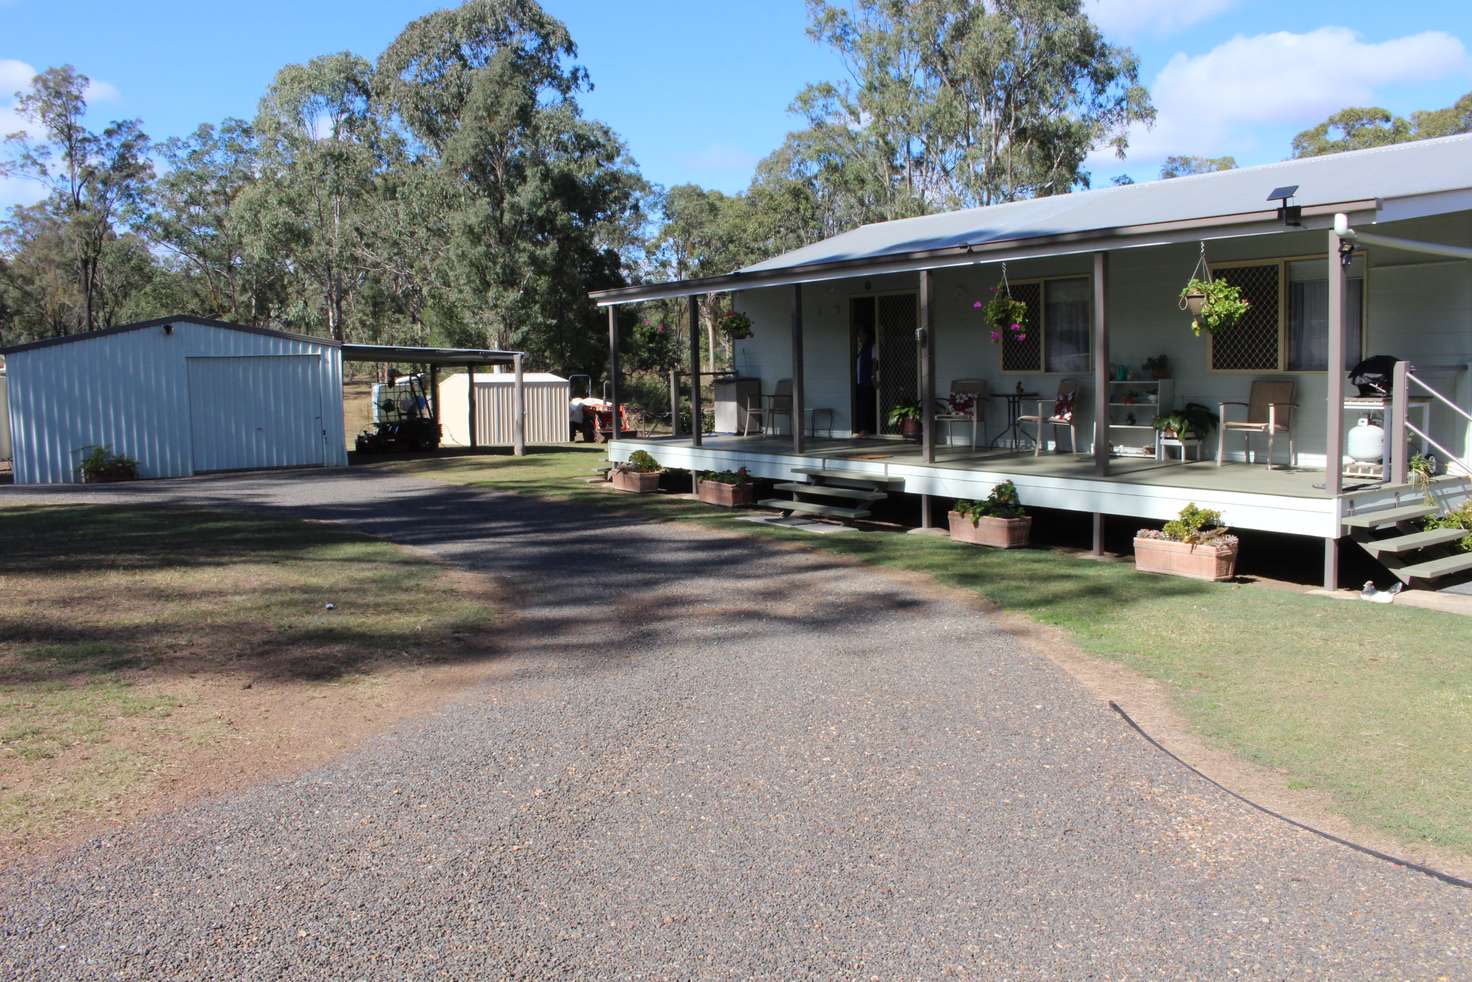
[1097,27,1471,166]
[85,78,120,103]
[1085,0,1235,40]
[0,58,36,101]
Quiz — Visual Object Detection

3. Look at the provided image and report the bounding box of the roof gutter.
[591,198,1381,306]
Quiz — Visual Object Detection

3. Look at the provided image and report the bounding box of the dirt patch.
[0,506,509,866]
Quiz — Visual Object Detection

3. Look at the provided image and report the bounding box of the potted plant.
[948,480,1031,549]
[716,310,753,342]
[1178,277,1249,337]
[1144,354,1170,379]
[79,445,140,483]
[610,449,662,493]
[697,467,754,507]
[974,285,1028,345]
[1134,503,1239,581]
[1151,402,1219,441]
[888,399,923,442]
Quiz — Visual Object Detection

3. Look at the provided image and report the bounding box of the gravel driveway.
[2,468,1468,978]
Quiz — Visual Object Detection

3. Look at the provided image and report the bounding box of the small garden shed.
[2,316,348,484]
[438,370,570,447]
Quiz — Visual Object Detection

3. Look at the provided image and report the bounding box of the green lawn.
[379,446,1472,856]
[0,505,497,856]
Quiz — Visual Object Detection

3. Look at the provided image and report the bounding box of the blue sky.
[3,0,1471,210]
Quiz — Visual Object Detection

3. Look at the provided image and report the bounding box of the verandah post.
[792,284,805,454]
[1391,360,1410,487]
[1324,227,1348,590]
[669,366,681,438]
[688,295,702,448]
[920,269,935,465]
[607,306,621,442]
[467,363,477,448]
[1091,251,1110,477]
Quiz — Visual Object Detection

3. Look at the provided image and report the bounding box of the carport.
[341,344,530,456]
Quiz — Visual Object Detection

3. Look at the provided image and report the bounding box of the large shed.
[2,316,347,484]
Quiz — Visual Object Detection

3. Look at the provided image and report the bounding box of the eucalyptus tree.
[233,52,380,340]
[374,0,646,373]
[1159,154,1236,179]
[792,0,1154,214]
[1292,92,1472,157]
[1,65,153,332]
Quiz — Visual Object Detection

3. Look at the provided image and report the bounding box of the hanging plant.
[1178,243,1249,336]
[974,265,1028,344]
[716,310,753,341]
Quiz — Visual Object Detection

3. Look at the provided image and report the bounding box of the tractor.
[567,374,637,442]
[355,371,441,453]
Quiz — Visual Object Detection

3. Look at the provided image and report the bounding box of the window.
[1000,276,1091,373]
[1209,256,1365,372]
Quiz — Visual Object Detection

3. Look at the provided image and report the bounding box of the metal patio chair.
[934,378,988,451]
[1018,378,1081,456]
[742,378,793,437]
[1218,378,1296,469]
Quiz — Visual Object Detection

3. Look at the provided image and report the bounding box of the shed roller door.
[187,356,326,473]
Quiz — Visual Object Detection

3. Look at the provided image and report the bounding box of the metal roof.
[0,315,338,356]
[591,133,1472,305]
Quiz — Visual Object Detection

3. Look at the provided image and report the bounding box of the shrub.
[699,467,751,486]
[79,445,140,483]
[955,480,1025,524]
[1138,502,1237,550]
[1425,501,1472,553]
[622,450,661,473]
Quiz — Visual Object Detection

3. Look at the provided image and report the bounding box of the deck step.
[791,466,901,485]
[1359,526,1468,558]
[1392,550,1472,584]
[772,482,888,502]
[1341,503,1439,529]
[756,498,871,520]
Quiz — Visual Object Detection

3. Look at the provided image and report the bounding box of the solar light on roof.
[1268,185,1301,227]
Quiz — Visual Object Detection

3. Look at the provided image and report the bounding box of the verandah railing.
[1390,360,1472,485]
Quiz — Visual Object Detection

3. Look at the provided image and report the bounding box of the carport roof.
[340,343,523,366]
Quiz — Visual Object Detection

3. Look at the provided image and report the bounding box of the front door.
[850,293,917,436]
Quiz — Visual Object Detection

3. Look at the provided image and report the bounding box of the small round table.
[990,391,1040,449]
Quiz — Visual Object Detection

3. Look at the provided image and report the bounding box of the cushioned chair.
[933,378,988,451]
[1018,378,1081,456]
[1218,378,1296,470]
[742,378,793,437]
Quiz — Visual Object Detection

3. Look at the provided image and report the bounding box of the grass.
[0,504,498,855]
[379,446,1472,856]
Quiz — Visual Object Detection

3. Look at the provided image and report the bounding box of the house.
[1,316,530,483]
[590,135,1472,590]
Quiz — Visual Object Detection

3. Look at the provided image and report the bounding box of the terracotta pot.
[948,511,1032,549]
[611,468,660,493]
[1133,535,1238,581]
[1183,292,1206,317]
[697,480,754,508]
[899,417,922,442]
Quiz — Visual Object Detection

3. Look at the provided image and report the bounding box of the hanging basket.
[1182,290,1206,317]
[1177,243,1248,337]
[974,263,1028,344]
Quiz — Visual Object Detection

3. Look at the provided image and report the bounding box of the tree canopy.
[1292,91,1471,157]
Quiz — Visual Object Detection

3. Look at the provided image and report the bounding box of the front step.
[772,482,887,503]
[756,498,871,520]
[791,466,902,487]
[1342,503,1439,529]
[1394,551,1472,584]
[1357,526,1468,558]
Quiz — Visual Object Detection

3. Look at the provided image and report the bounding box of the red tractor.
[567,375,637,442]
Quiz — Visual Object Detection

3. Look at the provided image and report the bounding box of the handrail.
[1391,361,1471,484]
[1406,370,1472,425]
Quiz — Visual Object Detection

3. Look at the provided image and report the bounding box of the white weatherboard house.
[592,135,1472,591]
[3,317,348,483]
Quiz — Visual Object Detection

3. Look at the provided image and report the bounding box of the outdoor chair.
[742,378,793,437]
[1017,378,1081,456]
[934,378,988,451]
[1218,378,1296,470]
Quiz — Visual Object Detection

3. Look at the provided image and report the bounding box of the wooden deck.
[610,433,1472,538]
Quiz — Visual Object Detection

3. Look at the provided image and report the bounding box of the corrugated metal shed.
[741,134,1472,273]
[1,316,347,484]
[439,371,570,447]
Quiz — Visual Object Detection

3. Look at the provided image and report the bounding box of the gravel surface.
[2,468,1469,978]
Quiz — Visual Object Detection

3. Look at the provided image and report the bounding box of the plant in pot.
[610,449,662,493]
[716,310,753,342]
[888,399,923,442]
[1178,277,1249,337]
[974,283,1028,345]
[1151,402,1219,442]
[1143,354,1170,379]
[1134,503,1239,581]
[697,467,754,508]
[948,480,1031,549]
[79,445,140,483]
